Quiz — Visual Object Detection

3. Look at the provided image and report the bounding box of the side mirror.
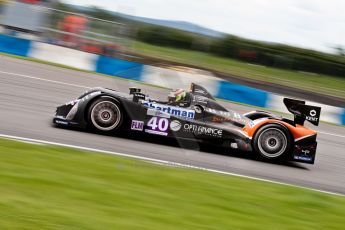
[129,87,141,95]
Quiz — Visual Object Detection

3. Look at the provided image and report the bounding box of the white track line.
[0,70,90,89]
[0,133,344,197]
[318,131,345,139]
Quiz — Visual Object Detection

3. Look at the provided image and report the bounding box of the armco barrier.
[0,34,344,125]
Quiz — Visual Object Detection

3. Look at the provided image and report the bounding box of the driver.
[168,88,188,104]
[150,88,190,105]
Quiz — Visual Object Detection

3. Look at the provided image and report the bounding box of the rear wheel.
[88,98,122,132]
[253,124,292,161]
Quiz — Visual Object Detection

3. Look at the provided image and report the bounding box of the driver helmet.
[168,88,186,103]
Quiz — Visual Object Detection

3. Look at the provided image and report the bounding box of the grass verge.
[0,138,344,230]
[133,41,345,99]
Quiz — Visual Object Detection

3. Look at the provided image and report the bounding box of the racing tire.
[88,98,122,132]
[253,124,292,161]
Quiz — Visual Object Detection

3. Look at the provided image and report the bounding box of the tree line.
[136,25,345,77]
[56,2,345,78]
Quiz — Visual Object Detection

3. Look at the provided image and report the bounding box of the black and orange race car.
[53,83,321,164]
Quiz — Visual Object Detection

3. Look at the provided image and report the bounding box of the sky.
[63,0,345,53]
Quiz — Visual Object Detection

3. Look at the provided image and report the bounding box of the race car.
[53,83,321,164]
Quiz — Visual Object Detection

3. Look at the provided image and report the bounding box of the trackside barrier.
[216,81,268,108]
[29,42,98,71]
[0,34,344,125]
[0,34,31,57]
[96,56,143,81]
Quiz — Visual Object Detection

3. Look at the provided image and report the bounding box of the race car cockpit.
[167,88,192,107]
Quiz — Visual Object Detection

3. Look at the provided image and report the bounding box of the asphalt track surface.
[0,56,345,195]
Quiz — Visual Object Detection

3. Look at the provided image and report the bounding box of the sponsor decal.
[212,116,232,123]
[147,109,170,118]
[143,101,195,119]
[170,120,182,131]
[145,117,169,136]
[310,110,317,117]
[306,116,319,122]
[81,91,101,102]
[194,88,207,95]
[304,106,321,124]
[178,102,189,107]
[183,124,223,137]
[131,120,144,131]
[294,144,316,162]
[66,99,80,106]
[302,149,310,155]
[207,109,238,117]
[211,115,248,125]
[192,96,207,104]
[248,118,267,128]
[207,109,248,124]
[306,109,319,122]
[293,156,312,161]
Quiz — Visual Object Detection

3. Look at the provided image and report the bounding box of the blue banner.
[96,56,143,81]
[216,81,269,107]
[0,34,31,57]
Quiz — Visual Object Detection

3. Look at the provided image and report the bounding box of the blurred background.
[0,0,344,101]
[1,0,344,70]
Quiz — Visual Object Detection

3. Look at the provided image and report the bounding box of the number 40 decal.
[145,117,169,136]
[147,117,169,131]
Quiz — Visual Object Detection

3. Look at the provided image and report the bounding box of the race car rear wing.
[283,98,321,126]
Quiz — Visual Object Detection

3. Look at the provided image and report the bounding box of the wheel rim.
[257,128,287,158]
[90,101,121,131]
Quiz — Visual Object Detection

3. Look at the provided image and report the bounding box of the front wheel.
[253,124,292,161]
[88,98,122,132]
